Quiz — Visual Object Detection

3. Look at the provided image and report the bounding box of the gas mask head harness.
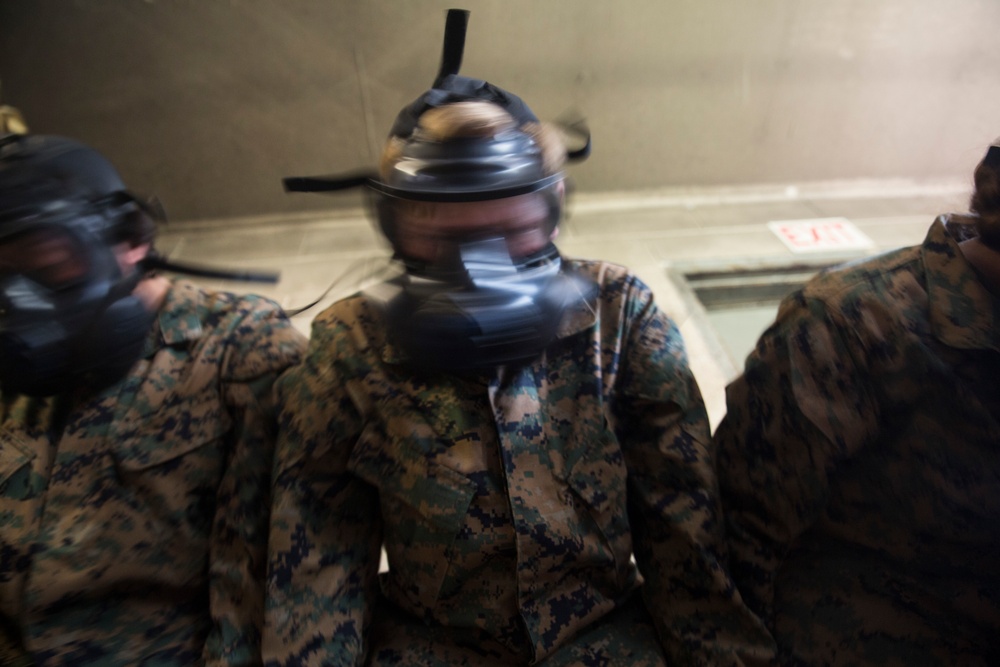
[0,134,279,398]
[284,9,595,371]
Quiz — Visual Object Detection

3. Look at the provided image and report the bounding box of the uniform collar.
[143,279,206,356]
[553,289,598,339]
[923,214,1000,351]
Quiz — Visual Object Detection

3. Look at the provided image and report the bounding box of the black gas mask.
[284,9,595,371]
[0,220,154,398]
[0,134,279,397]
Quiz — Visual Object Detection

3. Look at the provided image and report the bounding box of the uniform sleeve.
[203,300,307,667]
[262,320,383,667]
[613,278,775,667]
[714,292,879,632]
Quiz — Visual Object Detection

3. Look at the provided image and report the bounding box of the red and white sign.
[767,217,874,254]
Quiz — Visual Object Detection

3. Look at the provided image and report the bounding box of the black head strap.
[283,172,372,194]
[436,9,469,85]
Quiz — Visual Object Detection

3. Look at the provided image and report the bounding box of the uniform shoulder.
[309,290,371,330]
[174,281,305,380]
[295,291,387,380]
[198,285,284,321]
[799,244,923,309]
[565,257,631,280]
[164,279,285,327]
[307,291,382,346]
[774,245,930,359]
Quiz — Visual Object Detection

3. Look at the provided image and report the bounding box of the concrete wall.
[2,0,999,221]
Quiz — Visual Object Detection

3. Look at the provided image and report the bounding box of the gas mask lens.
[0,228,89,289]
[386,192,556,267]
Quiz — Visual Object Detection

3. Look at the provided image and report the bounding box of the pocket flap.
[113,397,229,470]
[348,424,476,532]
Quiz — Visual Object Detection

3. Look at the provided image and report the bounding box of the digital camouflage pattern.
[715,216,1000,666]
[0,279,306,666]
[266,259,774,666]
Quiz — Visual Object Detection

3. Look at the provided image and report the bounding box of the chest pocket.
[0,430,38,499]
[113,394,230,472]
[348,425,476,606]
[110,392,230,540]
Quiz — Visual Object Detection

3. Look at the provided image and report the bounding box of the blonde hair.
[380,100,566,180]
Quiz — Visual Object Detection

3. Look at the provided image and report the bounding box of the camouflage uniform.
[715,216,1000,665]
[266,260,774,666]
[0,279,306,666]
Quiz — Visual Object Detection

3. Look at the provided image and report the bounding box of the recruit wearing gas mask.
[284,9,594,371]
[0,134,279,398]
